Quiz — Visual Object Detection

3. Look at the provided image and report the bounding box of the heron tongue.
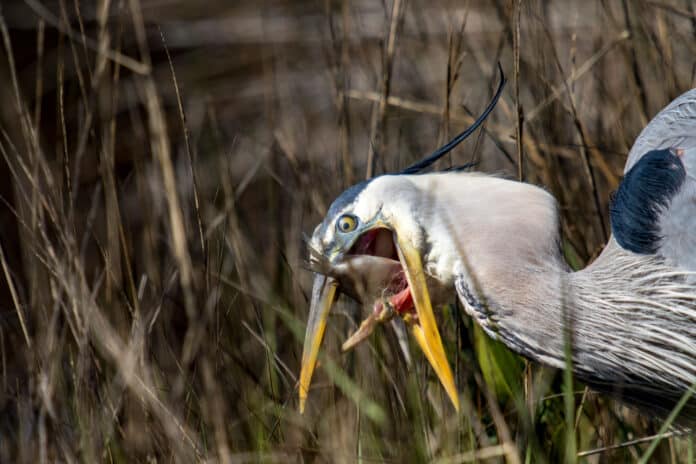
[390,287,414,314]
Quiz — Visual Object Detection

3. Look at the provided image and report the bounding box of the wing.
[625,89,696,172]
[611,89,696,271]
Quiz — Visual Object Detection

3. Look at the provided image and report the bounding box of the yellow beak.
[396,237,460,411]
[299,232,459,413]
[299,274,338,413]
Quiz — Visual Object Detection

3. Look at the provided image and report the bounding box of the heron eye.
[337,214,358,233]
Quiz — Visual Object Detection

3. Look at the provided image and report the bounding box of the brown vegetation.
[0,0,694,462]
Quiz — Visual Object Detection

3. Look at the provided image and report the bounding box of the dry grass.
[0,0,694,462]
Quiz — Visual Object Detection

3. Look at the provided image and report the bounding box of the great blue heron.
[299,67,696,425]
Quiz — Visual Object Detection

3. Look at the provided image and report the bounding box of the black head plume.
[400,63,506,175]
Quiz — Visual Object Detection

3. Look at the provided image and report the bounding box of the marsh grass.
[0,0,694,462]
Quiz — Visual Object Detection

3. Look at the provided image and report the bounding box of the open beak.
[299,228,459,413]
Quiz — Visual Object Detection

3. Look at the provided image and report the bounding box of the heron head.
[299,64,506,414]
[300,175,459,413]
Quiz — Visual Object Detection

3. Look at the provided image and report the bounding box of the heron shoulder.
[626,88,696,172]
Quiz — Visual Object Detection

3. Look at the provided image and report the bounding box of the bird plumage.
[564,240,696,420]
[627,89,696,173]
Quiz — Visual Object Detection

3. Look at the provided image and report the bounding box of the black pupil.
[342,221,349,230]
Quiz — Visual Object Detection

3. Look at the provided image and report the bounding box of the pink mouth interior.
[349,228,415,316]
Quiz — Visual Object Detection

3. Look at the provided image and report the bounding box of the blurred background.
[0,0,694,462]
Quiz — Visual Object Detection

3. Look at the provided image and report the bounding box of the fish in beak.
[299,226,459,413]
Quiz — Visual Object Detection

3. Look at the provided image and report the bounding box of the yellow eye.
[337,214,358,233]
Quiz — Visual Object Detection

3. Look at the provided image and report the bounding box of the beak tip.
[300,275,339,418]
[397,238,460,412]
[449,389,461,412]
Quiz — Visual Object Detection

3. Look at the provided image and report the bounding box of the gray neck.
[466,237,696,419]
